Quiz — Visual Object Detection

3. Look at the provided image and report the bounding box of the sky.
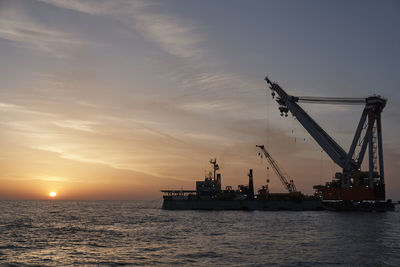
[0,0,399,200]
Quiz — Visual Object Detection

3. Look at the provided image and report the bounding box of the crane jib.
[256,145,297,193]
[264,75,386,192]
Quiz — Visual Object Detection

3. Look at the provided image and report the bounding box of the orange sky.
[1,0,399,200]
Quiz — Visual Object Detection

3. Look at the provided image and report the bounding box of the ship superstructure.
[162,158,255,202]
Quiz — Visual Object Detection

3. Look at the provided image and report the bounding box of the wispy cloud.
[36,0,257,113]
[133,12,202,58]
[33,145,121,167]
[0,102,57,117]
[32,144,187,181]
[0,16,84,58]
[39,0,203,58]
[53,120,98,132]
[179,101,228,111]
[34,175,71,182]
[38,0,145,15]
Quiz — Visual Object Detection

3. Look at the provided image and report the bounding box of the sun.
[49,191,57,198]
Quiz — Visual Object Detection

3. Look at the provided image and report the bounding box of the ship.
[161,157,394,211]
[161,75,396,212]
[264,76,395,211]
[161,158,325,211]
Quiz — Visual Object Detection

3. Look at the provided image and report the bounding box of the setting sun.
[49,192,57,198]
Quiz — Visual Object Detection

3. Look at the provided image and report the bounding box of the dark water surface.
[0,200,399,266]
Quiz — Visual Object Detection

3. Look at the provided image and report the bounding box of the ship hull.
[162,199,326,211]
[322,200,395,212]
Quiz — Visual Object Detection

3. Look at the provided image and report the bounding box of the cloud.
[0,14,85,58]
[39,0,203,59]
[179,101,230,112]
[133,12,202,58]
[34,175,71,182]
[0,103,21,111]
[0,102,57,117]
[36,1,259,114]
[31,144,187,181]
[38,0,146,15]
[53,120,98,132]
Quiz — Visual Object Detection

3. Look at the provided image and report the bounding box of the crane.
[265,76,387,201]
[256,145,297,193]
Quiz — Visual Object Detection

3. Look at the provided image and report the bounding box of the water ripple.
[0,200,399,266]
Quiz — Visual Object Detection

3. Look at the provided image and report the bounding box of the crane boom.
[265,77,352,170]
[256,145,297,193]
[265,76,386,200]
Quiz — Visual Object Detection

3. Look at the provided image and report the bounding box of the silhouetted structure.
[256,145,297,193]
[265,76,388,202]
[161,158,324,211]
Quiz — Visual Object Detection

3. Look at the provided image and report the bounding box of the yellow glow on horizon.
[49,191,57,197]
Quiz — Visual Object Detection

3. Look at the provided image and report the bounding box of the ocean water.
[0,200,399,266]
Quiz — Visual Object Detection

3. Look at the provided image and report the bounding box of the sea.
[0,200,399,266]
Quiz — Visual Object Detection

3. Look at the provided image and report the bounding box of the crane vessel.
[160,76,394,211]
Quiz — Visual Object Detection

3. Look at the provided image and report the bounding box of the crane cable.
[265,87,270,181]
[266,87,270,149]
